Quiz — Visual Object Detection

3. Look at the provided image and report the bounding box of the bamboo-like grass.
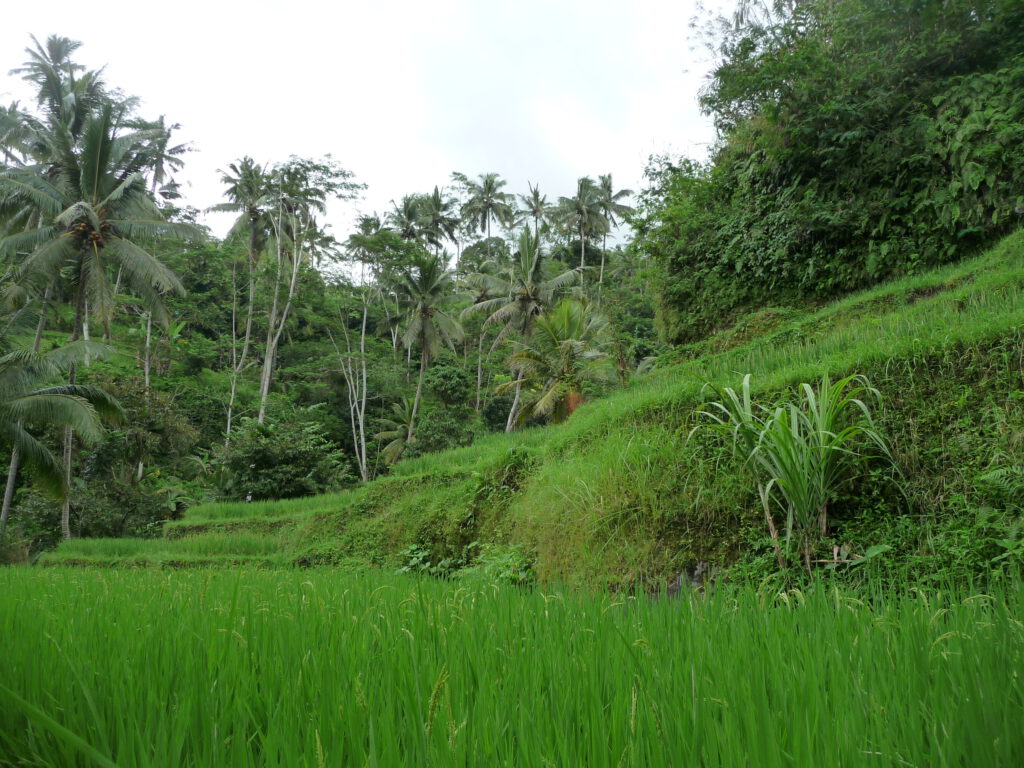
[1,568,1021,766]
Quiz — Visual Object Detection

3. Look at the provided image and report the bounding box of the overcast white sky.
[2,0,728,241]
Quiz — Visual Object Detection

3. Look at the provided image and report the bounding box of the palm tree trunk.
[407,344,428,445]
[600,234,607,287]
[357,300,370,480]
[1,287,50,538]
[61,283,87,540]
[475,332,485,412]
[505,379,522,433]
[226,253,258,443]
[0,451,20,539]
[104,266,123,342]
[142,312,152,390]
[257,231,286,425]
[579,225,586,285]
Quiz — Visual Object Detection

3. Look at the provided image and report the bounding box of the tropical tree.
[254,156,361,423]
[0,103,198,538]
[595,174,633,286]
[373,398,416,465]
[394,253,463,446]
[0,341,119,538]
[462,228,580,429]
[387,195,426,243]
[421,186,461,255]
[518,182,553,242]
[458,172,514,255]
[556,176,606,275]
[500,299,612,425]
[209,156,270,440]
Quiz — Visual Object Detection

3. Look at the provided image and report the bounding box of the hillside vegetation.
[636,0,1024,342]
[43,229,1024,586]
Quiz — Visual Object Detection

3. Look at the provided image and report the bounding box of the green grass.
[41,229,1024,583]
[177,490,360,524]
[1,568,1021,767]
[37,533,292,567]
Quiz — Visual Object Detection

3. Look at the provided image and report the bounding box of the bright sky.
[2,0,728,242]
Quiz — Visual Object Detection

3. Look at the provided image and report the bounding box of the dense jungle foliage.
[633,0,1024,341]
[0,36,650,556]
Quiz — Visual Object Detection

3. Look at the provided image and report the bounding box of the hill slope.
[43,230,1024,585]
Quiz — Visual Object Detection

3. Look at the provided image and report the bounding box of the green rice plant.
[695,373,901,572]
[0,569,1022,767]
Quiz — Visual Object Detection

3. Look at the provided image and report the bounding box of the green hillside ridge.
[41,229,1024,585]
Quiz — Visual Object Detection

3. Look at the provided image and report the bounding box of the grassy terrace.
[38,230,1024,580]
[2,568,1022,767]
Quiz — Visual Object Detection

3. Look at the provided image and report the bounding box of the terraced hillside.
[42,230,1024,585]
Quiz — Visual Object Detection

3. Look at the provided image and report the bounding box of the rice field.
[1,568,1022,767]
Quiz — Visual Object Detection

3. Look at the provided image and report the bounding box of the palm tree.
[0,341,119,538]
[421,186,460,255]
[388,195,426,242]
[499,299,612,426]
[556,177,606,277]
[345,212,385,283]
[373,398,416,465]
[595,174,633,286]
[459,172,514,255]
[1,104,197,538]
[209,156,270,441]
[394,253,463,446]
[461,228,579,430]
[517,182,552,242]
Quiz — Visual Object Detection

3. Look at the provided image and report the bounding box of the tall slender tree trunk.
[505,324,532,432]
[579,225,586,286]
[599,233,607,287]
[475,332,485,412]
[142,312,153,390]
[407,344,428,445]
[333,297,371,483]
[258,218,306,425]
[505,379,522,433]
[60,277,88,540]
[0,290,50,538]
[104,266,123,342]
[225,253,257,444]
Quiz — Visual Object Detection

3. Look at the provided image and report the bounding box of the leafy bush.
[636,0,1024,341]
[222,412,352,500]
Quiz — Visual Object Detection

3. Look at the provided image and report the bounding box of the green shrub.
[222,413,352,501]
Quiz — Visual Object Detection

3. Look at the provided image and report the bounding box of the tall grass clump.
[694,373,902,571]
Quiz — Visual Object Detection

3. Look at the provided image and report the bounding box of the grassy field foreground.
[1,568,1022,767]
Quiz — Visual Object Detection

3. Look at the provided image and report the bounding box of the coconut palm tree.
[517,182,553,242]
[388,195,426,242]
[209,157,271,440]
[0,341,119,538]
[421,186,460,255]
[1,104,197,538]
[499,299,612,425]
[595,174,633,286]
[461,228,580,430]
[373,398,417,465]
[556,176,606,277]
[394,253,463,446]
[459,172,514,255]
